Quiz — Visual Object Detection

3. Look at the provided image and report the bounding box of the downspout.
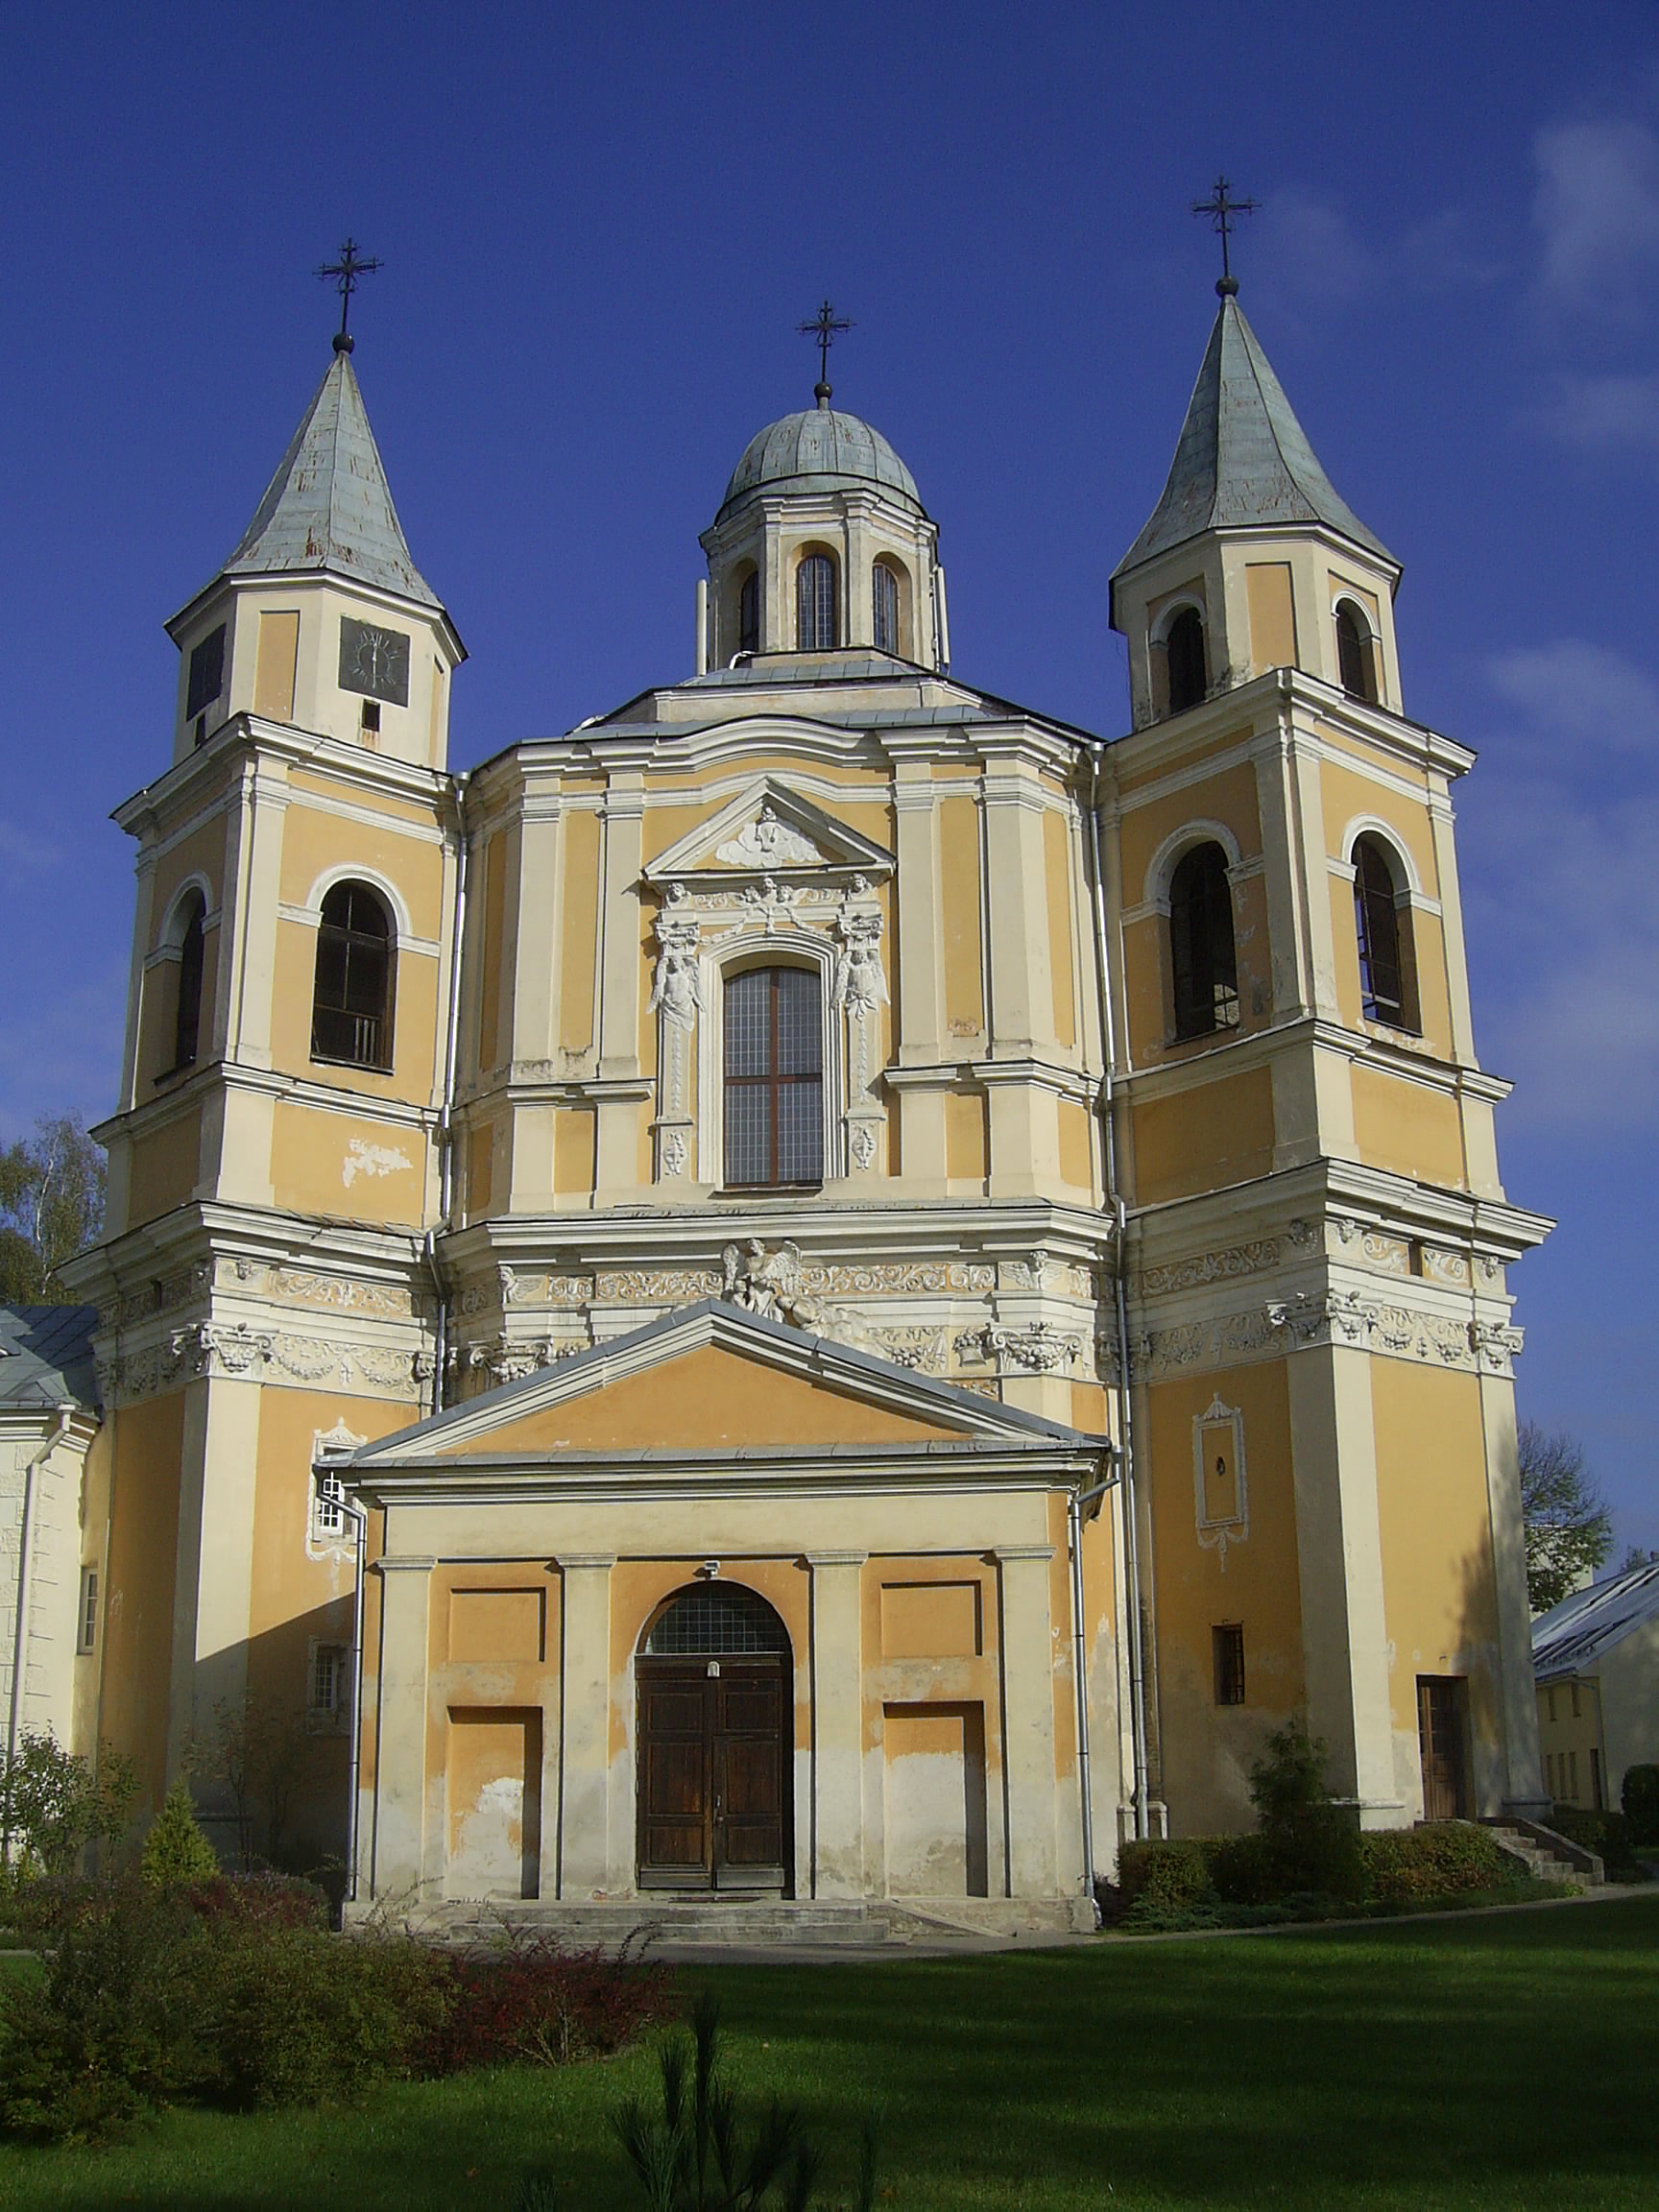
[317,1451,369,1908]
[429,773,471,1418]
[1085,741,1151,1842]
[8,1405,74,1774]
[1070,1461,1120,1914]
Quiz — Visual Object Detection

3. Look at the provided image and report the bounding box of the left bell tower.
[70,310,467,1850]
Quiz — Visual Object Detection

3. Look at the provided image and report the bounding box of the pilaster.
[556,1553,616,1898]
[996,1544,1061,1896]
[371,1554,435,1897]
[806,1551,866,1898]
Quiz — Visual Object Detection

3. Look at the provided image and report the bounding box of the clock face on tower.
[338,617,411,708]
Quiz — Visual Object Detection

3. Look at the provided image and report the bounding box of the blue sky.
[2,2,1655,1552]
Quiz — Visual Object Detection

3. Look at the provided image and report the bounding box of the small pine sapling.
[140,1780,219,1887]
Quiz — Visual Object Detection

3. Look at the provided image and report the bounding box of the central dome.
[720,406,924,518]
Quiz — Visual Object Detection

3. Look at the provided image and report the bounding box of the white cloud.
[1522,372,1659,457]
[1254,192,1499,313]
[0,817,61,873]
[1532,118,1659,318]
[1487,637,1659,755]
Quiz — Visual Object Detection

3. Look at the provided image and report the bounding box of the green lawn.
[0,1894,1654,2209]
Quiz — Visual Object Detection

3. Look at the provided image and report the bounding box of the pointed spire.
[1113,295,1395,581]
[218,351,440,609]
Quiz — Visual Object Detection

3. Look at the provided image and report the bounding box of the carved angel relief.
[714,805,825,870]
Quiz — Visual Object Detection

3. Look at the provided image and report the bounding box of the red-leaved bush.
[421,1928,674,2072]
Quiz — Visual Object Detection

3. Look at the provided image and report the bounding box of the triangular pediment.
[643,780,893,885]
[337,1300,1090,1471]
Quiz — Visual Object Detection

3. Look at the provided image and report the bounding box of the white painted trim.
[296,864,416,941]
[1142,818,1246,910]
[1149,593,1206,647]
[157,873,214,950]
[1339,815,1423,896]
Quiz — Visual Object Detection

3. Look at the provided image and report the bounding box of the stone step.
[1483,1821,1600,1887]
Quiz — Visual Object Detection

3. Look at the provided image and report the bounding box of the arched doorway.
[636,1582,792,1893]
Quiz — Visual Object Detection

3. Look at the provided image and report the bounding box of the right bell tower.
[1098,247,1552,1838]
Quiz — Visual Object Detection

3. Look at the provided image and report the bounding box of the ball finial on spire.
[316,237,382,355]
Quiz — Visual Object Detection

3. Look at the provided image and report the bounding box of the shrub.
[140,1782,219,1888]
[1358,1824,1513,1904]
[0,1733,136,1877]
[1622,1764,1659,1846]
[1248,1717,1365,1904]
[1546,1805,1641,1880]
[425,1928,673,2074]
[1206,1831,1280,1906]
[1117,1839,1215,1914]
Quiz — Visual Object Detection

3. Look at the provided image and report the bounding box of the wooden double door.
[637,1656,790,1890]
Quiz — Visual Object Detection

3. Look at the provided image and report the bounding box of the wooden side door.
[1418,1675,1469,1821]
[713,1663,787,1889]
[637,1662,712,1887]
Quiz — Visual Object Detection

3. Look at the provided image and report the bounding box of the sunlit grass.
[0,1894,1653,2208]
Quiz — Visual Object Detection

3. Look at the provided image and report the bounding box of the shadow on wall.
[180,1606,352,1880]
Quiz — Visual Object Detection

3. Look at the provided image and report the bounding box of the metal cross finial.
[316,237,383,355]
[798,299,852,408]
[1190,177,1259,298]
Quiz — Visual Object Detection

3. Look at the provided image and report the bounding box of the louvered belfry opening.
[173,894,206,1070]
[796,551,837,650]
[723,966,823,1188]
[872,561,900,655]
[312,881,396,1070]
[1166,606,1207,713]
[1169,842,1238,1040]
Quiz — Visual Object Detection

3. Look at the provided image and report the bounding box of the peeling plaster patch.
[343,1139,412,1188]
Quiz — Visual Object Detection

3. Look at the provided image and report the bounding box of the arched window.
[724,966,823,1188]
[642,1583,790,1656]
[173,892,205,1070]
[1336,603,1378,704]
[796,553,837,652]
[311,881,396,1070]
[1168,843,1239,1040]
[1166,608,1208,714]
[872,561,900,656]
[737,569,759,657]
[1353,837,1416,1030]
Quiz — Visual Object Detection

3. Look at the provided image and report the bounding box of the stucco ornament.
[648,912,703,1033]
[719,1238,878,1352]
[716,805,824,870]
[833,906,888,1013]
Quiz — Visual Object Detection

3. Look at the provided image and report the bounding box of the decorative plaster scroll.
[876,1328,949,1374]
[595,1267,722,1304]
[1266,1290,1376,1346]
[715,806,826,870]
[260,1268,413,1317]
[834,902,888,1175]
[101,1262,214,1331]
[955,1321,1081,1373]
[171,1322,274,1378]
[1141,1238,1282,1298]
[806,1261,998,1296]
[1420,1247,1471,1286]
[1470,1320,1526,1373]
[1193,1393,1248,1570]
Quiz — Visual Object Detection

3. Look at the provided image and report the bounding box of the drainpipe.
[1085,741,1151,1843]
[8,1405,74,1775]
[1070,1460,1121,1915]
[430,775,470,1416]
[320,1462,369,1908]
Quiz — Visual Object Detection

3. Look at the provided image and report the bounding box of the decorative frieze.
[97,1325,429,1405]
[955,1321,1081,1374]
[1140,1238,1283,1298]
[594,1266,723,1304]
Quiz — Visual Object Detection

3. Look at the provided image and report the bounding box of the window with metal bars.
[307,1639,350,1730]
[872,561,900,655]
[1166,607,1207,714]
[1353,837,1417,1030]
[311,881,396,1070]
[1335,602,1378,703]
[1169,842,1239,1040]
[173,893,206,1070]
[796,552,837,651]
[78,1567,99,1654]
[738,569,759,656]
[723,966,823,1188]
[643,1584,790,1655]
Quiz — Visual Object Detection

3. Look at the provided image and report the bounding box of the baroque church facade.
[49,276,1551,1924]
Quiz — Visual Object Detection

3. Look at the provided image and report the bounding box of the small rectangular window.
[78,1567,98,1653]
[1591,1747,1603,1811]
[360,698,381,734]
[1212,1623,1245,1706]
[312,1471,346,1543]
[1571,1682,1581,1719]
[1568,1749,1578,1801]
[1546,1687,1556,1723]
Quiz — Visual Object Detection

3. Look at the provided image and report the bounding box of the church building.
[55,268,1551,1927]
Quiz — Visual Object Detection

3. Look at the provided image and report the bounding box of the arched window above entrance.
[641,1584,790,1656]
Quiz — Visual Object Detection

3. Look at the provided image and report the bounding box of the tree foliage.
[1518,1420,1613,1613]
[140,1781,220,1888]
[0,1732,136,1876]
[0,1114,105,1303]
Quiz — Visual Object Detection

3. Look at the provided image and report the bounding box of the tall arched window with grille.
[796,552,837,652]
[173,892,206,1070]
[1352,837,1417,1030]
[1335,602,1378,703]
[1168,842,1239,1040]
[1166,607,1208,713]
[311,881,396,1070]
[872,561,900,656]
[723,966,823,1188]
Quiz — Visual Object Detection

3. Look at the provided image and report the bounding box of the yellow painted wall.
[99,1394,186,1813]
[125,1107,202,1228]
[478,830,507,1074]
[1058,1097,1094,1195]
[1132,1067,1275,1203]
[559,810,601,1053]
[1245,563,1296,671]
[945,1090,988,1183]
[553,1107,595,1199]
[269,916,443,1096]
[1118,757,1261,912]
[1350,1067,1466,1190]
[940,796,984,1039]
[270,1100,428,1225]
[1044,808,1076,1048]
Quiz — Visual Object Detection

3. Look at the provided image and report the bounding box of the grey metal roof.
[215,352,440,610]
[1113,295,1395,580]
[1532,1558,1659,1679]
[0,1306,100,1415]
[719,407,925,520]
